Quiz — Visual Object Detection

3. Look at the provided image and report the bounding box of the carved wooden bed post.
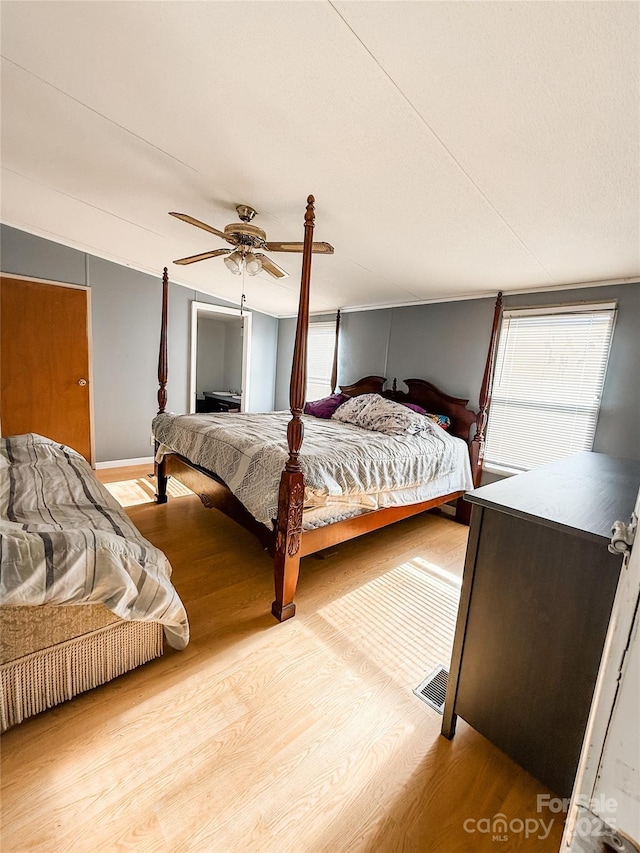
[155,267,169,504]
[272,196,316,622]
[456,291,503,523]
[471,290,503,484]
[330,309,341,394]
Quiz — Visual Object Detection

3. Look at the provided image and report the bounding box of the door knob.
[78,379,87,386]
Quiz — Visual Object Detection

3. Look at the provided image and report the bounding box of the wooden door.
[0,276,93,461]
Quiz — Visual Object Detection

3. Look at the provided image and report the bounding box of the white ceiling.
[1,1,638,317]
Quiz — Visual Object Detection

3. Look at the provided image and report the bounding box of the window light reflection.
[103,476,193,507]
[317,560,462,689]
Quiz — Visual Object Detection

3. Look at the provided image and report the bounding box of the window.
[306,321,337,401]
[484,302,616,472]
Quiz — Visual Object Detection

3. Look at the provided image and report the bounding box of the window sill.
[482,462,527,478]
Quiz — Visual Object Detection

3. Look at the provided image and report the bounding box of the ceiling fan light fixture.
[170,203,333,278]
[224,250,244,275]
[245,252,263,276]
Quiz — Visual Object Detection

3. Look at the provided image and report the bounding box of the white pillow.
[332,393,435,436]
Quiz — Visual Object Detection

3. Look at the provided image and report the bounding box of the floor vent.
[413,665,449,714]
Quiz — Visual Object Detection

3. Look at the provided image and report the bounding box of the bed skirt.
[0,605,164,732]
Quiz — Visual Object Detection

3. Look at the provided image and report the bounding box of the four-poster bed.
[154,196,503,622]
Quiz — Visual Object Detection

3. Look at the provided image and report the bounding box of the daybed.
[153,196,502,622]
[0,433,189,731]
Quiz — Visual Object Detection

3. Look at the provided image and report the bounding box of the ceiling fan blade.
[173,249,231,265]
[263,241,334,255]
[255,253,289,279]
[169,212,231,242]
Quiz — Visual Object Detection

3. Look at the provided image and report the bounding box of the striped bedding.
[0,434,189,650]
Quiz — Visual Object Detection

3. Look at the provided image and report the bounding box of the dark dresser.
[442,452,640,798]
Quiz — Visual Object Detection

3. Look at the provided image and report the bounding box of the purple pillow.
[400,401,427,415]
[304,393,350,418]
[396,399,450,428]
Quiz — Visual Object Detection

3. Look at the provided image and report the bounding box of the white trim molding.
[94,456,154,469]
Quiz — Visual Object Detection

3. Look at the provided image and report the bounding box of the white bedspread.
[153,411,473,529]
[0,434,189,649]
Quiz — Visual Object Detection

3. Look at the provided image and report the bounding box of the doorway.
[189,302,252,414]
[0,274,94,462]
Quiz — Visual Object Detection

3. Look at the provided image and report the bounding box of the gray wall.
[3,219,636,463]
[1,224,278,462]
[275,283,640,461]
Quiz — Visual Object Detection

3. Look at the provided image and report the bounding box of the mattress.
[0,603,119,664]
[0,433,189,649]
[153,410,473,529]
[0,604,163,731]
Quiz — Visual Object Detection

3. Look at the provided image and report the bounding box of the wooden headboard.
[387,378,477,444]
[340,376,386,398]
[338,375,477,444]
[336,293,503,493]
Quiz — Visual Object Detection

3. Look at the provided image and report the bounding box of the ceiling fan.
[170,205,334,279]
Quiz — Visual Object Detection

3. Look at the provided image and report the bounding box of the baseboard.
[94,456,154,470]
[439,503,457,517]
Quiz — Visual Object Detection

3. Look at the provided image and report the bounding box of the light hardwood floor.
[1,466,565,852]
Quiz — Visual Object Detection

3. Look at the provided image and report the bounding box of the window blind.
[484,303,616,471]
[306,321,336,402]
